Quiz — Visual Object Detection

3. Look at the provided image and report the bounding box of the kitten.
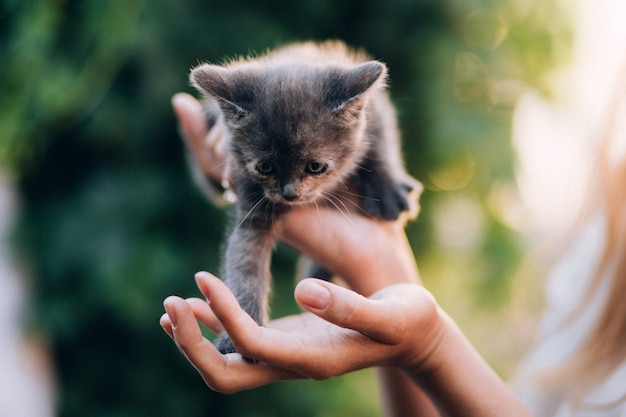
[187,40,418,355]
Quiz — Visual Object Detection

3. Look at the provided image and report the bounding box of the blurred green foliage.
[1,0,569,415]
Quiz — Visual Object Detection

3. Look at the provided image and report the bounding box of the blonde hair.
[548,64,626,407]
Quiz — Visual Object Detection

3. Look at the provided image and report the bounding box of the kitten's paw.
[299,257,333,281]
[360,176,421,221]
[214,333,257,364]
[214,333,237,355]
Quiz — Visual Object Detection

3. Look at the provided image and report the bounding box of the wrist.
[405,310,532,416]
[400,304,449,376]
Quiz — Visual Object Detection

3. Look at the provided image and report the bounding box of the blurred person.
[0,176,54,417]
[160,61,626,415]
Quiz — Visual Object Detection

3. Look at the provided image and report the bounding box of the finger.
[294,279,420,344]
[280,206,377,257]
[194,272,264,341]
[163,296,234,384]
[163,296,300,392]
[160,312,174,339]
[280,208,387,278]
[279,207,419,294]
[172,93,228,187]
[163,296,217,358]
[194,272,316,365]
[172,93,207,144]
[186,297,224,334]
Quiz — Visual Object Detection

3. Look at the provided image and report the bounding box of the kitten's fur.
[187,41,418,355]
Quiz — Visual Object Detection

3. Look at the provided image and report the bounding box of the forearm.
[411,311,532,417]
[376,367,440,417]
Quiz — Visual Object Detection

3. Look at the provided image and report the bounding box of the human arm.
[164,93,532,416]
[170,91,437,413]
[161,208,531,416]
[284,208,529,415]
[161,267,530,416]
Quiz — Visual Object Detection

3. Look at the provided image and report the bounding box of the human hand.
[172,92,235,203]
[279,206,421,296]
[161,271,530,417]
[160,272,442,393]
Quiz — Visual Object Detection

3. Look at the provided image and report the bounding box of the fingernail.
[195,271,211,282]
[164,298,178,326]
[297,280,331,310]
[171,92,185,107]
[194,272,212,297]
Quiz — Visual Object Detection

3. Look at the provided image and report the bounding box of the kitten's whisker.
[355,163,372,173]
[314,200,322,222]
[336,180,379,202]
[303,199,324,223]
[267,201,279,231]
[329,189,373,218]
[326,192,352,217]
[335,188,380,202]
[321,193,359,229]
[233,196,266,234]
[336,181,380,202]
[262,200,270,230]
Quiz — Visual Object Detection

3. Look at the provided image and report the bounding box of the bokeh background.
[0,0,576,416]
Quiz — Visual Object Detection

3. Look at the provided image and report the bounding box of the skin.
[162,92,533,416]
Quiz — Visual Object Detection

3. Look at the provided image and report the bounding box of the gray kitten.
[187,41,418,355]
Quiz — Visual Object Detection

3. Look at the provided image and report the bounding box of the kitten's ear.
[190,64,249,122]
[327,61,387,115]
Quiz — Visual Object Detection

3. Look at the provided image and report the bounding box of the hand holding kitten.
[161,270,441,393]
[159,202,440,392]
[162,92,530,417]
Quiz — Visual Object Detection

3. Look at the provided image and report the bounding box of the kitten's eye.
[255,162,276,176]
[306,162,328,175]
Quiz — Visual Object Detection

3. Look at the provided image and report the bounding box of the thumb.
[294,279,402,344]
[172,92,207,143]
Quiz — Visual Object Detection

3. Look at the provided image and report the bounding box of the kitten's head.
[190,60,386,205]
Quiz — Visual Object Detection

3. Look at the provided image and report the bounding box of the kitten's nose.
[281,184,300,201]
